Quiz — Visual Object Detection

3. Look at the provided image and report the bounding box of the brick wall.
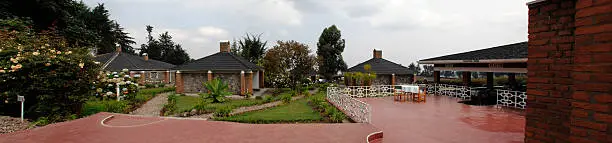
[527,0,612,142]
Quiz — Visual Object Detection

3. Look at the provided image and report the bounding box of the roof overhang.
[527,0,547,5]
[434,67,527,73]
[417,58,527,64]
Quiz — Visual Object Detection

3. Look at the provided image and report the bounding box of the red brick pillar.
[240,71,245,95]
[175,71,184,94]
[163,71,170,83]
[207,70,213,81]
[433,71,440,84]
[247,71,253,94]
[138,71,145,85]
[259,71,265,88]
[462,71,471,86]
[525,0,612,142]
[391,73,396,86]
[571,0,612,142]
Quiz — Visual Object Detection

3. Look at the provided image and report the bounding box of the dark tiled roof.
[347,58,414,75]
[94,52,175,71]
[172,52,262,71]
[419,42,528,61]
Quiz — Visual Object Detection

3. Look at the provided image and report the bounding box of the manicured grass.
[216,98,324,123]
[173,95,276,114]
[175,96,200,113]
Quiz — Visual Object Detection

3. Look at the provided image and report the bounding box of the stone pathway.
[131,92,173,116]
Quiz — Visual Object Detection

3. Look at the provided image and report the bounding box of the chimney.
[373,49,382,59]
[143,53,149,61]
[220,40,230,52]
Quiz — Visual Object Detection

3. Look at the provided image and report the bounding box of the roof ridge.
[102,52,119,70]
[173,52,220,70]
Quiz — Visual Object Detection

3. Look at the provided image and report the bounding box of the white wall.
[253,71,260,89]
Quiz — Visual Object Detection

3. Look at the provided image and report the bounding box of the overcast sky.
[83,0,531,67]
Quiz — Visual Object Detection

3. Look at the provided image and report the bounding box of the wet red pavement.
[359,96,525,143]
[0,112,380,143]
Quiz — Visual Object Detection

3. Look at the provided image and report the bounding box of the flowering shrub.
[0,30,100,122]
[93,69,139,101]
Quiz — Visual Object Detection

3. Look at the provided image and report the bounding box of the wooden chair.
[415,89,427,102]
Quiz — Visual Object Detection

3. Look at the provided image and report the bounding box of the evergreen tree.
[139,25,190,65]
[316,25,347,80]
[235,33,267,64]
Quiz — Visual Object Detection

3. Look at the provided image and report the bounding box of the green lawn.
[216,98,324,123]
[175,96,201,113]
[173,95,274,114]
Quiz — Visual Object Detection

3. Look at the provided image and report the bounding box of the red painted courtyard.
[0,96,525,143]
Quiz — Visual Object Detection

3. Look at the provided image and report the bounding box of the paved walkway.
[131,92,173,116]
[0,113,379,143]
[359,96,525,143]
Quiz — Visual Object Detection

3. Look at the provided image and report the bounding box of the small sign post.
[116,83,120,101]
[17,96,24,122]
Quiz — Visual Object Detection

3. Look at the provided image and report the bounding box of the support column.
[139,71,145,85]
[163,71,170,83]
[391,73,396,86]
[433,71,440,84]
[175,71,184,94]
[462,71,472,86]
[240,71,245,95]
[486,72,494,90]
[508,73,517,90]
[259,71,264,88]
[207,70,213,81]
[247,71,253,95]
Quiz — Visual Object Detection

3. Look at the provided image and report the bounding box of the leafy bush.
[81,100,130,117]
[263,95,274,103]
[94,69,139,101]
[200,78,231,103]
[255,96,263,100]
[0,30,100,122]
[214,106,233,117]
[162,94,178,116]
[144,84,156,89]
[307,92,347,123]
[281,94,292,103]
[290,90,298,97]
[329,111,347,122]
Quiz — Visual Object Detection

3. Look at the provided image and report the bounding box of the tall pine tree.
[316,25,347,80]
[139,25,190,65]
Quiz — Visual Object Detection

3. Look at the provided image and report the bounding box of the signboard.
[18,95,24,122]
[488,63,503,68]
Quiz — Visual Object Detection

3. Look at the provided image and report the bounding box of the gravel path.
[131,92,173,116]
[0,116,30,134]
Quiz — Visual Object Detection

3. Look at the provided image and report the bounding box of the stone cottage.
[95,47,176,84]
[346,49,414,85]
[172,41,264,95]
